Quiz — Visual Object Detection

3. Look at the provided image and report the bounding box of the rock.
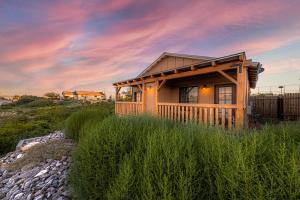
[21,142,40,152]
[16,153,24,159]
[0,131,72,200]
[26,193,32,200]
[14,192,24,199]
[34,169,48,177]
[33,194,44,200]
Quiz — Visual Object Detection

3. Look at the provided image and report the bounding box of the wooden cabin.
[113,52,264,128]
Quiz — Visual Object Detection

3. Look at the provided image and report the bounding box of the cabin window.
[179,87,198,103]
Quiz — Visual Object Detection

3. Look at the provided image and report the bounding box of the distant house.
[62,91,106,102]
[113,52,264,128]
[74,91,105,101]
[62,91,74,99]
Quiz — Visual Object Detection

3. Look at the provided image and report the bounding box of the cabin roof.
[113,52,264,89]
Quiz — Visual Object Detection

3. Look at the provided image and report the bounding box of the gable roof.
[137,52,215,77]
[113,52,264,89]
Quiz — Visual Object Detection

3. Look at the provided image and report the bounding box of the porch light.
[203,84,208,89]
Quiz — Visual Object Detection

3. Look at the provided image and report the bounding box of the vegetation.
[68,113,300,200]
[0,105,76,155]
[0,95,113,156]
[65,102,114,141]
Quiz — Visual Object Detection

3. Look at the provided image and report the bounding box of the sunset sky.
[1,0,300,96]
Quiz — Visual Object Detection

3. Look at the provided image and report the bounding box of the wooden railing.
[115,101,143,116]
[157,103,238,128]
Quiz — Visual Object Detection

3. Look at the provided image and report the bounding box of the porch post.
[236,55,247,128]
[155,79,159,115]
[115,87,120,115]
[142,82,145,112]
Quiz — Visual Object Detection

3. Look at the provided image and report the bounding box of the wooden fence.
[250,93,300,120]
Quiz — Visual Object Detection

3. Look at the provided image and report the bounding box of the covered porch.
[114,52,260,128]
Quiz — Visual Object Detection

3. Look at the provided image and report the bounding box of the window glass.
[179,87,198,103]
[218,86,233,104]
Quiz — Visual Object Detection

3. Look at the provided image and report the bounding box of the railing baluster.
[194,107,197,124]
[181,106,185,123]
[221,108,226,128]
[199,107,202,124]
[185,106,189,123]
[228,108,232,129]
[209,107,214,126]
[215,107,219,126]
[204,108,208,125]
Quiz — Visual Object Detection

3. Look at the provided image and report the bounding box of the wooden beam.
[211,61,216,66]
[157,79,167,91]
[137,84,142,91]
[217,70,238,85]
[115,62,239,87]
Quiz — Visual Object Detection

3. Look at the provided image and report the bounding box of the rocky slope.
[0,132,74,200]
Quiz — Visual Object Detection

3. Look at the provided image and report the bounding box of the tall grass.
[69,115,300,200]
[64,103,114,141]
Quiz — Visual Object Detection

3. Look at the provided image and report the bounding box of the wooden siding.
[143,56,205,76]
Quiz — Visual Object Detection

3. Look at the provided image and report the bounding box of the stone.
[0,131,72,200]
[16,153,24,159]
[14,192,24,199]
[33,194,44,200]
[34,169,48,177]
[26,193,32,200]
[21,142,40,152]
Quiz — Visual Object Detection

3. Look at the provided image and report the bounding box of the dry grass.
[6,139,74,172]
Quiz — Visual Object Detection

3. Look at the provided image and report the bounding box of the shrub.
[69,116,300,200]
[0,105,77,156]
[64,103,113,141]
[23,99,55,107]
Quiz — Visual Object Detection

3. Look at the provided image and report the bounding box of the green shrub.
[0,105,77,156]
[22,99,55,107]
[69,116,300,200]
[64,103,114,141]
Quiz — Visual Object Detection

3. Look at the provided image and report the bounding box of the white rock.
[34,170,48,177]
[14,192,24,199]
[21,142,40,151]
[16,154,24,159]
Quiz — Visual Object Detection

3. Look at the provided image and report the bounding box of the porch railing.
[158,103,237,128]
[115,101,143,116]
[115,102,238,128]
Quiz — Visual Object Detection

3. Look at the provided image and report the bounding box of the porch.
[113,52,262,128]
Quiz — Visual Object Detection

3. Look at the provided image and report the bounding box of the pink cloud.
[1,0,300,96]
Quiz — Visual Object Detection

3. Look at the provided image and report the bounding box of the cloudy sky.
[0,0,300,96]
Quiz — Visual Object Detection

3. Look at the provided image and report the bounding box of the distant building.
[62,91,106,102]
[62,91,74,99]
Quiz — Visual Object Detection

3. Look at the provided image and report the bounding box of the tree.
[44,92,60,100]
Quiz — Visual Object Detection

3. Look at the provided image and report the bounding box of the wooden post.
[236,55,247,128]
[142,82,145,113]
[155,79,159,115]
[115,87,120,115]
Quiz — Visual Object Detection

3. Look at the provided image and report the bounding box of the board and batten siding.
[143,56,205,76]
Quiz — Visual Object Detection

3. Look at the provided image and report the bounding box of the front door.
[145,82,156,114]
[215,84,236,104]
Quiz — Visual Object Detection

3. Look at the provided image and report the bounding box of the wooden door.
[145,82,156,114]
